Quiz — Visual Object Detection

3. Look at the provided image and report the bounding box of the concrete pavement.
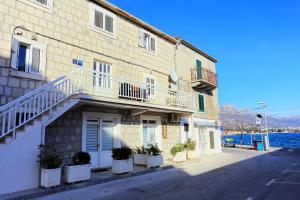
[36,148,300,200]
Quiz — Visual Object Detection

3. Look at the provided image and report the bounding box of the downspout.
[174,38,182,90]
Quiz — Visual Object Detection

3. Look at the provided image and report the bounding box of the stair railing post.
[80,68,83,94]
[13,104,17,140]
[49,86,53,118]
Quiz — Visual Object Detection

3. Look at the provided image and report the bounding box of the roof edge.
[176,37,218,63]
[91,0,177,44]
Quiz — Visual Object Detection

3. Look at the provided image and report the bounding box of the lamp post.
[258,102,270,151]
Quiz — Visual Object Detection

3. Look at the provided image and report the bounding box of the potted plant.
[64,151,91,183]
[112,147,133,174]
[38,145,62,188]
[146,144,163,168]
[186,139,197,160]
[133,146,148,165]
[171,144,186,162]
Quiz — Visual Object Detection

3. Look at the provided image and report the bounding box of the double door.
[85,118,115,168]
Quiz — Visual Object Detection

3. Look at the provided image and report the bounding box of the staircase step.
[0,133,14,144]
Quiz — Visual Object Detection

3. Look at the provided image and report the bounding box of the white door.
[93,61,112,95]
[85,119,100,168]
[85,118,115,168]
[198,127,208,155]
[142,120,157,146]
[100,120,115,168]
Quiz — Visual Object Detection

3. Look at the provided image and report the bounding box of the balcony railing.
[80,69,195,111]
[191,68,218,90]
[1,68,195,140]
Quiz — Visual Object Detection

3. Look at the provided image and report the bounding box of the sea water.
[222,133,300,149]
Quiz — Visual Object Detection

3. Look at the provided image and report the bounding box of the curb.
[5,165,174,200]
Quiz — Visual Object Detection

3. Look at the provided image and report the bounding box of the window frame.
[138,29,157,53]
[198,93,205,113]
[17,0,54,12]
[93,60,112,90]
[144,75,156,99]
[11,36,47,76]
[90,3,117,38]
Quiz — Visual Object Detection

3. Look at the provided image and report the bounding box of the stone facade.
[0,0,175,106]
[45,105,183,164]
[176,42,219,120]
[2,0,219,164]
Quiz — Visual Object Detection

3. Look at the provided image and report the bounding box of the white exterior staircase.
[0,67,194,195]
[0,69,82,195]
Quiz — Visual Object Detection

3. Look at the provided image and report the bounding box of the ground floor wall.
[45,105,184,165]
[45,105,222,167]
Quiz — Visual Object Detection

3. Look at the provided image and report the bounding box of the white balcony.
[79,69,195,112]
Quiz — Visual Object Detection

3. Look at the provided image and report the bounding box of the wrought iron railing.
[191,67,218,86]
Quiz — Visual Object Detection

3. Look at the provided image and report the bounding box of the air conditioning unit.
[170,113,180,123]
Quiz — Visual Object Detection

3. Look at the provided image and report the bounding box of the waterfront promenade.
[35,148,300,200]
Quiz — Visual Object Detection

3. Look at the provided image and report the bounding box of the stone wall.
[45,105,184,164]
[45,108,82,165]
[0,0,175,105]
[162,123,181,160]
[0,67,44,106]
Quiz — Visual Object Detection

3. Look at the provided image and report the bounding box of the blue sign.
[73,59,83,66]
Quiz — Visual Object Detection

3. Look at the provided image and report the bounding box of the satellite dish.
[169,70,178,83]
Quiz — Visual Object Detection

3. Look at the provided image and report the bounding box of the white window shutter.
[138,30,145,47]
[11,38,20,69]
[30,46,41,74]
[39,47,46,74]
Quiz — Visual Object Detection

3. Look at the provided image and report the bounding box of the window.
[20,0,53,10]
[93,61,111,89]
[145,76,155,99]
[11,37,46,75]
[34,0,52,7]
[139,30,156,52]
[198,94,205,112]
[91,4,116,35]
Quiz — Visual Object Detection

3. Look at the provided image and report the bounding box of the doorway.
[83,113,121,169]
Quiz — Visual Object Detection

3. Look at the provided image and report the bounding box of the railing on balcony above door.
[0,68,195,140]
[191,67,218,86]
[81,69,195,111]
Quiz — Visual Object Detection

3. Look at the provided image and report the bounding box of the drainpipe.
[174,38,182,90]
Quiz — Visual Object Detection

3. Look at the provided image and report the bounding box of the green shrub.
[72,151,91,165]
[37,144,62,169]
[135,146,147,154]
[171,144,186,156]
[112,147,132,160]
[186,139,196,151]
[147,144,162,156]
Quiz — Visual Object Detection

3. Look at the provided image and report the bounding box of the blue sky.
[109,0,300,115]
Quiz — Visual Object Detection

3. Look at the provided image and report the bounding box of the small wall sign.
[73,59,83,67]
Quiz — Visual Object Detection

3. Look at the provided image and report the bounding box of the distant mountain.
[220,105,300,129]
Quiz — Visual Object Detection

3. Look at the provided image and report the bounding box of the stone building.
[0,0,220,195]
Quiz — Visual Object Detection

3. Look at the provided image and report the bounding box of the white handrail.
[0,69,80,112]
[0,68,82,139]
[0,68,194,140]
